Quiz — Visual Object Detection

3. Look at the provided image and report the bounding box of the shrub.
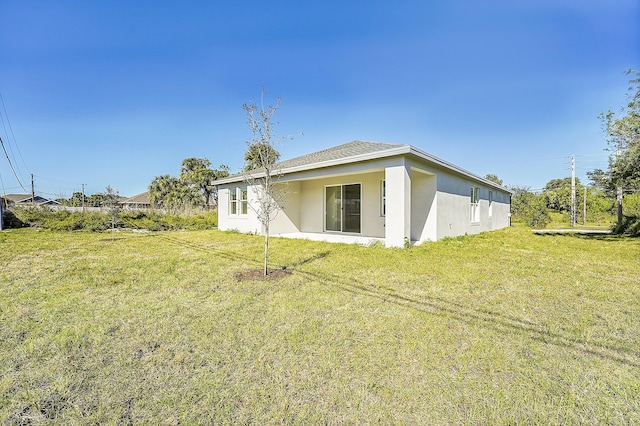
[612,215,640,236]
[623,194,640,217]
[2,210,26,228]
[512,192,550,229]
[11,206,50,228]
[4,207,218,232]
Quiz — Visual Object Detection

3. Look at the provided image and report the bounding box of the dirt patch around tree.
[234,267,292,281]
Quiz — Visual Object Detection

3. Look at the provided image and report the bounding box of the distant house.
[1,193,60,208]
[121,191,151,210]
[216,141,512,248]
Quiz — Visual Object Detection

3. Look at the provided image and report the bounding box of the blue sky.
[0,0,638,198]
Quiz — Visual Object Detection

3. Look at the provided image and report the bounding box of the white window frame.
[229,187,248,216]
[380,180,386,217]
[470,186,480,223]
[488,190,493,218]
[229,188,237,215]
[324,182,362,234]
[240,188,248,215]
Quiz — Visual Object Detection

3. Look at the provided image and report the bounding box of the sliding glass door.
[343,184,361,233]
[325,186,342,231]
[325,184,361,233]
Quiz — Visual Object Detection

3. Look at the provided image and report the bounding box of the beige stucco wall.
[410,169,437,242]
[218,185,261,234]
[270,181,301,234]
[296,171,385,238]
[435,172,511,239]
[218,153,511,246]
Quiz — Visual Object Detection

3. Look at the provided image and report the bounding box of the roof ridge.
[221,140,404,181]
[276,140,403,169]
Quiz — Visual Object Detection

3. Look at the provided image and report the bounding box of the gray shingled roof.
[218,140,405,183]
[2,193,59,204]
[276,140,403,169]
[2,194,33,203]
[122,191,150,204]
[215,140,513,193]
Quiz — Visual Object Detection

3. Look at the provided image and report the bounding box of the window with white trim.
[240,188,248,215]
[488,190,493,218]
[470,186,480,223]
[380,180,386,216]
[229,187,248,216]
[230,188,237,215]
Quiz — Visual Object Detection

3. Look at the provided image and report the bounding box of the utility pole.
[81,183,86,213]
[31,173,35,205]
[571,155,576,227]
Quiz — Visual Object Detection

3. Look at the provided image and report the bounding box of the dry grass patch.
[234,268,292,281]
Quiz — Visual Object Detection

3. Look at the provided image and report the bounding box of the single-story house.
[121,191,151,210]
[216,141,512,248]
[1,193,60,208]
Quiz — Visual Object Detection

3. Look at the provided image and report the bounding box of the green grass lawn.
[1,227,639,424]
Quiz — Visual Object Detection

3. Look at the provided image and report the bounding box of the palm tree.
[244,142,280,171]
[180,158,230,208]
[148,175,181,208]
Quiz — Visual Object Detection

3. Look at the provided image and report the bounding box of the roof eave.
[215,145,412,185]
[215,144,513,194]
[408,146,513,194]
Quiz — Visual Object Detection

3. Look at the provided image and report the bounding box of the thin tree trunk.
[264,222,269,276]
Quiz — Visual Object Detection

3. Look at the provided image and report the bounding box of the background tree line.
[58,191,115,208]
[506,70,639,235]
[149,158,229,213]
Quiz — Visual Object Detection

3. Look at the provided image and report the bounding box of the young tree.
[242,89,292,276]
[103,185,122,240]
[510,185,550,229]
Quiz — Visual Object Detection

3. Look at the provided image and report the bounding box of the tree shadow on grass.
[147,233,639,368]
[148,233,327,280]
[288,265,640,369]
[533,232,630,242]
[147,232,262,265]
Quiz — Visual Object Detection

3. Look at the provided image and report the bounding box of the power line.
[33,174,81,189]
[0,91,30,176]
[0,136,28,193]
